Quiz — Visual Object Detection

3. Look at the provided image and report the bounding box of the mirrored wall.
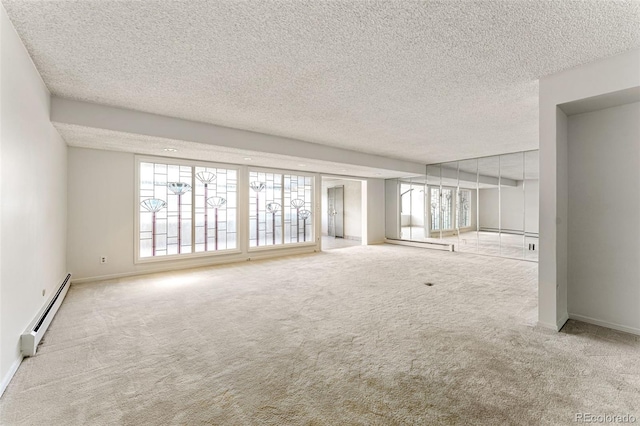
[386,150,539,261]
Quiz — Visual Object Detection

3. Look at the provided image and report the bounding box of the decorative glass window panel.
[249,171,283,247]
[139,159,238,259]
[284,174,314,243]
[249,171,314,247]
[457,189,471,228]
[194,166,238,252]
[139,161,192,257]
[430,186,454,231]
[430,187,441,231]
[441,188,453,230]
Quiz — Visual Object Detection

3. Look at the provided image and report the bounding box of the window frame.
[135,155,241,264]
[456,188,472,229]
[247,166,317,252]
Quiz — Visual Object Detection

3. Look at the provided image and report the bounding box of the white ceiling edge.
[558,86,640,116]
[51,97,425,179]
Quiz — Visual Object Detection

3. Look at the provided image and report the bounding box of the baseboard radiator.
[21,273,71,357]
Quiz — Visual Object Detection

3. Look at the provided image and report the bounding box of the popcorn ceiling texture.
[3,1,640,164]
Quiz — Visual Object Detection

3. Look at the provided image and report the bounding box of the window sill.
[248,242,317,253]
[135,248,242,264]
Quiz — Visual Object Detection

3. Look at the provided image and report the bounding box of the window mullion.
[191,166,196,253]
[281,174,285,245]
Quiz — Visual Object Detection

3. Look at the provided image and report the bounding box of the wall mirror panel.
[499,152,525,258]
[399,176,426,241]
[387,150,539,261]
[524,151,539,261]
[456,158,478,253]
[429,161,459,243]
[425,164,441,242]
[477,156,501,256]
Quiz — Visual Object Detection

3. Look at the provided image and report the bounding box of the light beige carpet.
[321,236,361,250]
[1,245,638,425]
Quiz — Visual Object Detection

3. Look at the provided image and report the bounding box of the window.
[249,171,314,247]
[430,186,453,231]
[284,174,314,244]
[457,189,471,228]
[441,188,453,230]
[430,187,441,231]
[194,166,237,252]
[249,171,283,247]
[138,159,238,259]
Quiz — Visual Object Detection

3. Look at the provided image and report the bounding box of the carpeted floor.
[1,245,638,425]
[321,236,361,250]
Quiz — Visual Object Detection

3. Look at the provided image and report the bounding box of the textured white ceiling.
[3,1,640,164]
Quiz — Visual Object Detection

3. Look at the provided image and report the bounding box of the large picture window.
[138,159,238,259]
[249,171,314,247]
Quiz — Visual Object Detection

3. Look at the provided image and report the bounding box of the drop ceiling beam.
[51,97,425,176]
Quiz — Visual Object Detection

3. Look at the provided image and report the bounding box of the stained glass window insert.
[139,161,192,257]
[249,171,314,247]
[457,189,471,228]
[139,160,238,259]
[249,171,283,247]
[194,166,238,252]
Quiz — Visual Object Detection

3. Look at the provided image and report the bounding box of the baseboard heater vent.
[21,273,71,357]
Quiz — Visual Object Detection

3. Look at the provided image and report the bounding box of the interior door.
[334,186,344,238]
[328,187,336,237]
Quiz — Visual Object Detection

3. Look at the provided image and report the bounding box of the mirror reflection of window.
[457,189,471,228]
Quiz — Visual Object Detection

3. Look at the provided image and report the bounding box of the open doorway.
[400,178,426,240]
[321,176,366,250]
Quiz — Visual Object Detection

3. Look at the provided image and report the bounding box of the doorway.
[321,177,365,250]
[327,186,344,238]
[399,178,426,240]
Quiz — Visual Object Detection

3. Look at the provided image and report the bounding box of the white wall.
[1,6,68,393]
[67,147,326,282]
[384,179,400,239]
[539,48,640,331]
[321,179,362,239]
[365,179,385,244]
[567,102,640,333]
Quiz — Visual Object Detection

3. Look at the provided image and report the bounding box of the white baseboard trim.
[384,239,452,251]
[321,234,362,242]
[0,356,23,398]
[71,246,318,284]
[569,313,640,336]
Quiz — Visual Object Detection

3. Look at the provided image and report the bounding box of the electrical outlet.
[100,256,108,264]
